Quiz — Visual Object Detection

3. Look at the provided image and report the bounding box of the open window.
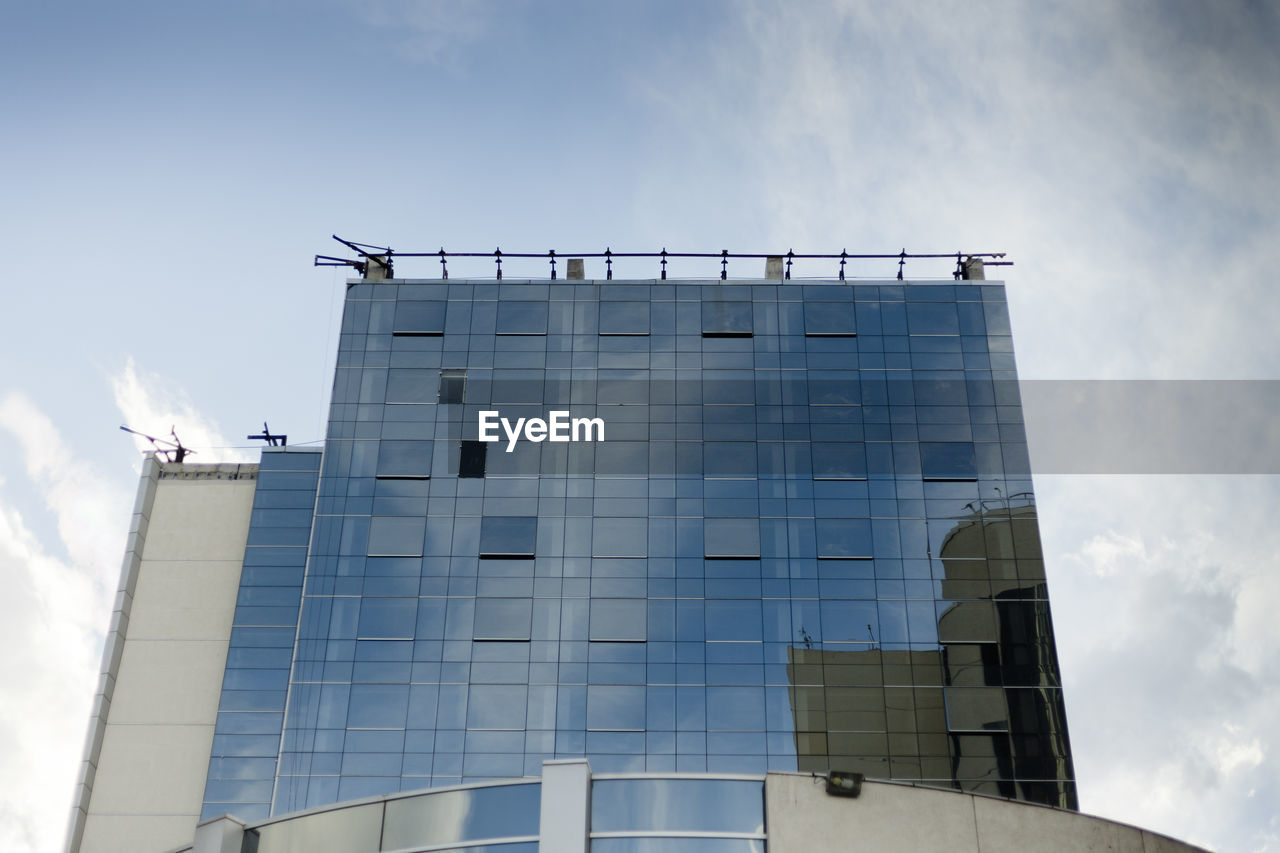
[439,369,466,404]
[459,439,487,478]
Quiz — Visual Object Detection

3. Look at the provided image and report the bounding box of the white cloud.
[0,395,124,853]
[650,5,1280,848]
[111,357,253,466]
[1039,476,1280,853]
[0,360,249,853]
[1077,532,1147,579]
[658,0,1280,375]
[345,0,498,65]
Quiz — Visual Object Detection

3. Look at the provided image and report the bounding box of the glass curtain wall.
[203,278,1075,820]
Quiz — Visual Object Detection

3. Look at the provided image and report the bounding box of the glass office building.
[199,272,1076,824]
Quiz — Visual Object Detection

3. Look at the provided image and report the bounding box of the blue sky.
[2,2,1278,851]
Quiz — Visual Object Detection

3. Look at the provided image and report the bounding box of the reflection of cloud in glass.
[381,784,541,847]
[590,779,765,837]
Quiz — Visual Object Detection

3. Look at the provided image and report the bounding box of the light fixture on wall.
[826,770,864,798]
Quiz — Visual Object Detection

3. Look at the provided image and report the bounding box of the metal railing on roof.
[315,236,1010,282]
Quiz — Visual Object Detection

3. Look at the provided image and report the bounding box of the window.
[386,369,435,403]
[356,598,416,639]
[907,302,961,335]
[376,440,432,479]
[703,442,756,478]
[587,685,646,730]
[594,441,649,477]
[804,301,856,336]
[591,779,764,834]
[466,685,529,728]
[589,599,646,641]
[592,518,647,557]
[381,785,541,849]
[599,302,651,335]
[819,600,879,642]
[439,369,466,404]
[701,302,752,337]
[704,519,760,559]
[921,442,978,480]
[815,518,873,559]
[705,600,762,641]
[706,686,766,730]
[347,684,409,728]
[807,371,859,405]
[459,440,487,478]
[496,301,548,335]
[944,687,1010,731]
[479,517,537,558]
[473,598,533,641]
[811,442,867,480]
[393,301,446,336]
[367,517,425,557]
[490,371,544,404]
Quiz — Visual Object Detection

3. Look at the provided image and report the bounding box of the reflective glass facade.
[202,277,1075,822]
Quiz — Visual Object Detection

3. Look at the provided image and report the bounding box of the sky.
[1,1,1278,850]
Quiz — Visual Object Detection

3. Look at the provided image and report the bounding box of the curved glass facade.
[591,777,765,852]
[202,277,1075,822]
[249,780,540,851]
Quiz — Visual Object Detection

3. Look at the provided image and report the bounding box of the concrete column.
[765,256,784,279]
[192,816,245,853]
[567,259,585,280]
[364,255,393,280]
[539,759,591,853]
[962,257,985,280]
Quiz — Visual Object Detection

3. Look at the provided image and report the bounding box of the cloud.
[0,395,124,570]
[653,0,1280,375]
[0,360,251,853]
[0,394,124,853]
[112,357,253,465]
[1039,476,1280,852]
[344,0,499,65]
[646,5,1280,848]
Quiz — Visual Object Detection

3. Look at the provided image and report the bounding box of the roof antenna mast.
[247,422,288,447]
[119,425,194,463]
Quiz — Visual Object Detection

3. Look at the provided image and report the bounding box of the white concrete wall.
[69,460,259,853]
[765,774,1207,853]
[151,768,1210,853]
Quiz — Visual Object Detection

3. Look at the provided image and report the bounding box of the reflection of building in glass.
[786,502,1073,807]
[67,263,1097,853]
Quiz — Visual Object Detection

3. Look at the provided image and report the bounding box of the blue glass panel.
[701,302,753,335]
[368,516,425,556]
[920,442,978,479]
[497,301,549,335]
[804,301,856,335]
[480,517,538,557]
[815,518,874,558]
[587,685,646,730]
[394,301,447,334]
[591,779,764,832]
[386,369,437,403]
[907,302,960,334]
[381,784,541,846]
[357,598,417,639]
[600,302,651,335]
